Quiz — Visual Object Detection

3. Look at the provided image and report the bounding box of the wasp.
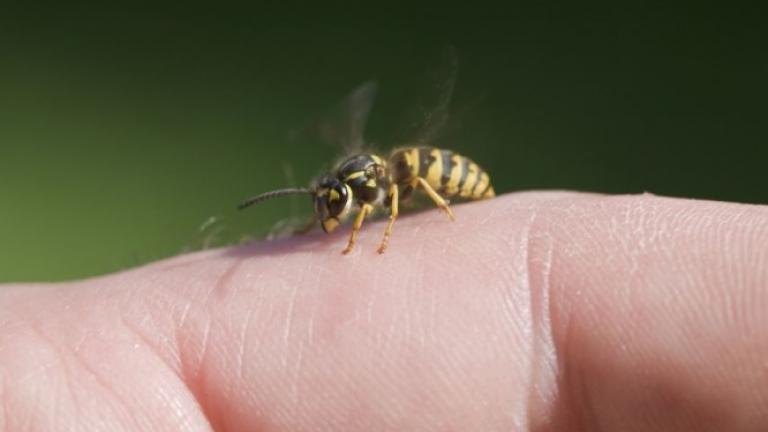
[238,49,495,254]
[239,146,494,254]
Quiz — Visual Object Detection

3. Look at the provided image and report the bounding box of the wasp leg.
[413,177,455,221]
[377,183,399,254]
[342,203,374,254]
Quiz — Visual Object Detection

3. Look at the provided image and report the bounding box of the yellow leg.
[414,177,455,221]
[377,184,399,254]
[342,203,373,254]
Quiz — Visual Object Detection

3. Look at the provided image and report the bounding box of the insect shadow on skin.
[238,48,495,255]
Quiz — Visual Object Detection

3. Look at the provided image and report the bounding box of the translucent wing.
[339,80,378,153]
[403,46,459,146]
[290,80,378,154]
[263,215,317,241]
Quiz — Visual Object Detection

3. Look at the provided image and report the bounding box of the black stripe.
[418,147,434,178]
[392,150,411,184]
[456,157,470,192]
[440,150,454,186]
[471,169,485,196]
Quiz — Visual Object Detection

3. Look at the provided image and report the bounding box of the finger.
[1,191,578,431]
[533,194,768,430]
[2,192,767,431]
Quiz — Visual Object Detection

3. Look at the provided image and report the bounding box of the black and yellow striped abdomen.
[389,147,495,200]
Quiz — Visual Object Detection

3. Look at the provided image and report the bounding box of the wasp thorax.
[314,176,353,233]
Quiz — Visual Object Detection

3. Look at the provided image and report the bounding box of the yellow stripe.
[472,172,490,199]
[459,162,479,197]
[403,148,419,179]
[370,154,384,166]
[482,186,496,198]
[344,171,365,181]
[443,155,462,196]
[410,148,420,177]
[425,149,443,189]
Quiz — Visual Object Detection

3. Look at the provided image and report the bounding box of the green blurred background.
[1,3,766,282]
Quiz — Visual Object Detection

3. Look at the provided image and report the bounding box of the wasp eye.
[314,177,350,221]
[327,184,349,217]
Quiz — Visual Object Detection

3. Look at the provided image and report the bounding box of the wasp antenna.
[238,188,313,210]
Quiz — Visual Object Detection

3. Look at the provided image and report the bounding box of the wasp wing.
[338,80,378,153]
[289,80,378,155]
[401,46,459,147]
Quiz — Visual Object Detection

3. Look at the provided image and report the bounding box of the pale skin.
[1,192,768,431]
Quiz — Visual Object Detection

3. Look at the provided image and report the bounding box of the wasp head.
[314,176,353,233]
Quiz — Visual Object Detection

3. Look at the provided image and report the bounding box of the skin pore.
[1,192,767,431]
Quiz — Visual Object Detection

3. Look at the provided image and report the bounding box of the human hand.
[2,192,767,431]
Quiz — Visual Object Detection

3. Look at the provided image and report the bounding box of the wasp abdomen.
[390,147,494,200]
